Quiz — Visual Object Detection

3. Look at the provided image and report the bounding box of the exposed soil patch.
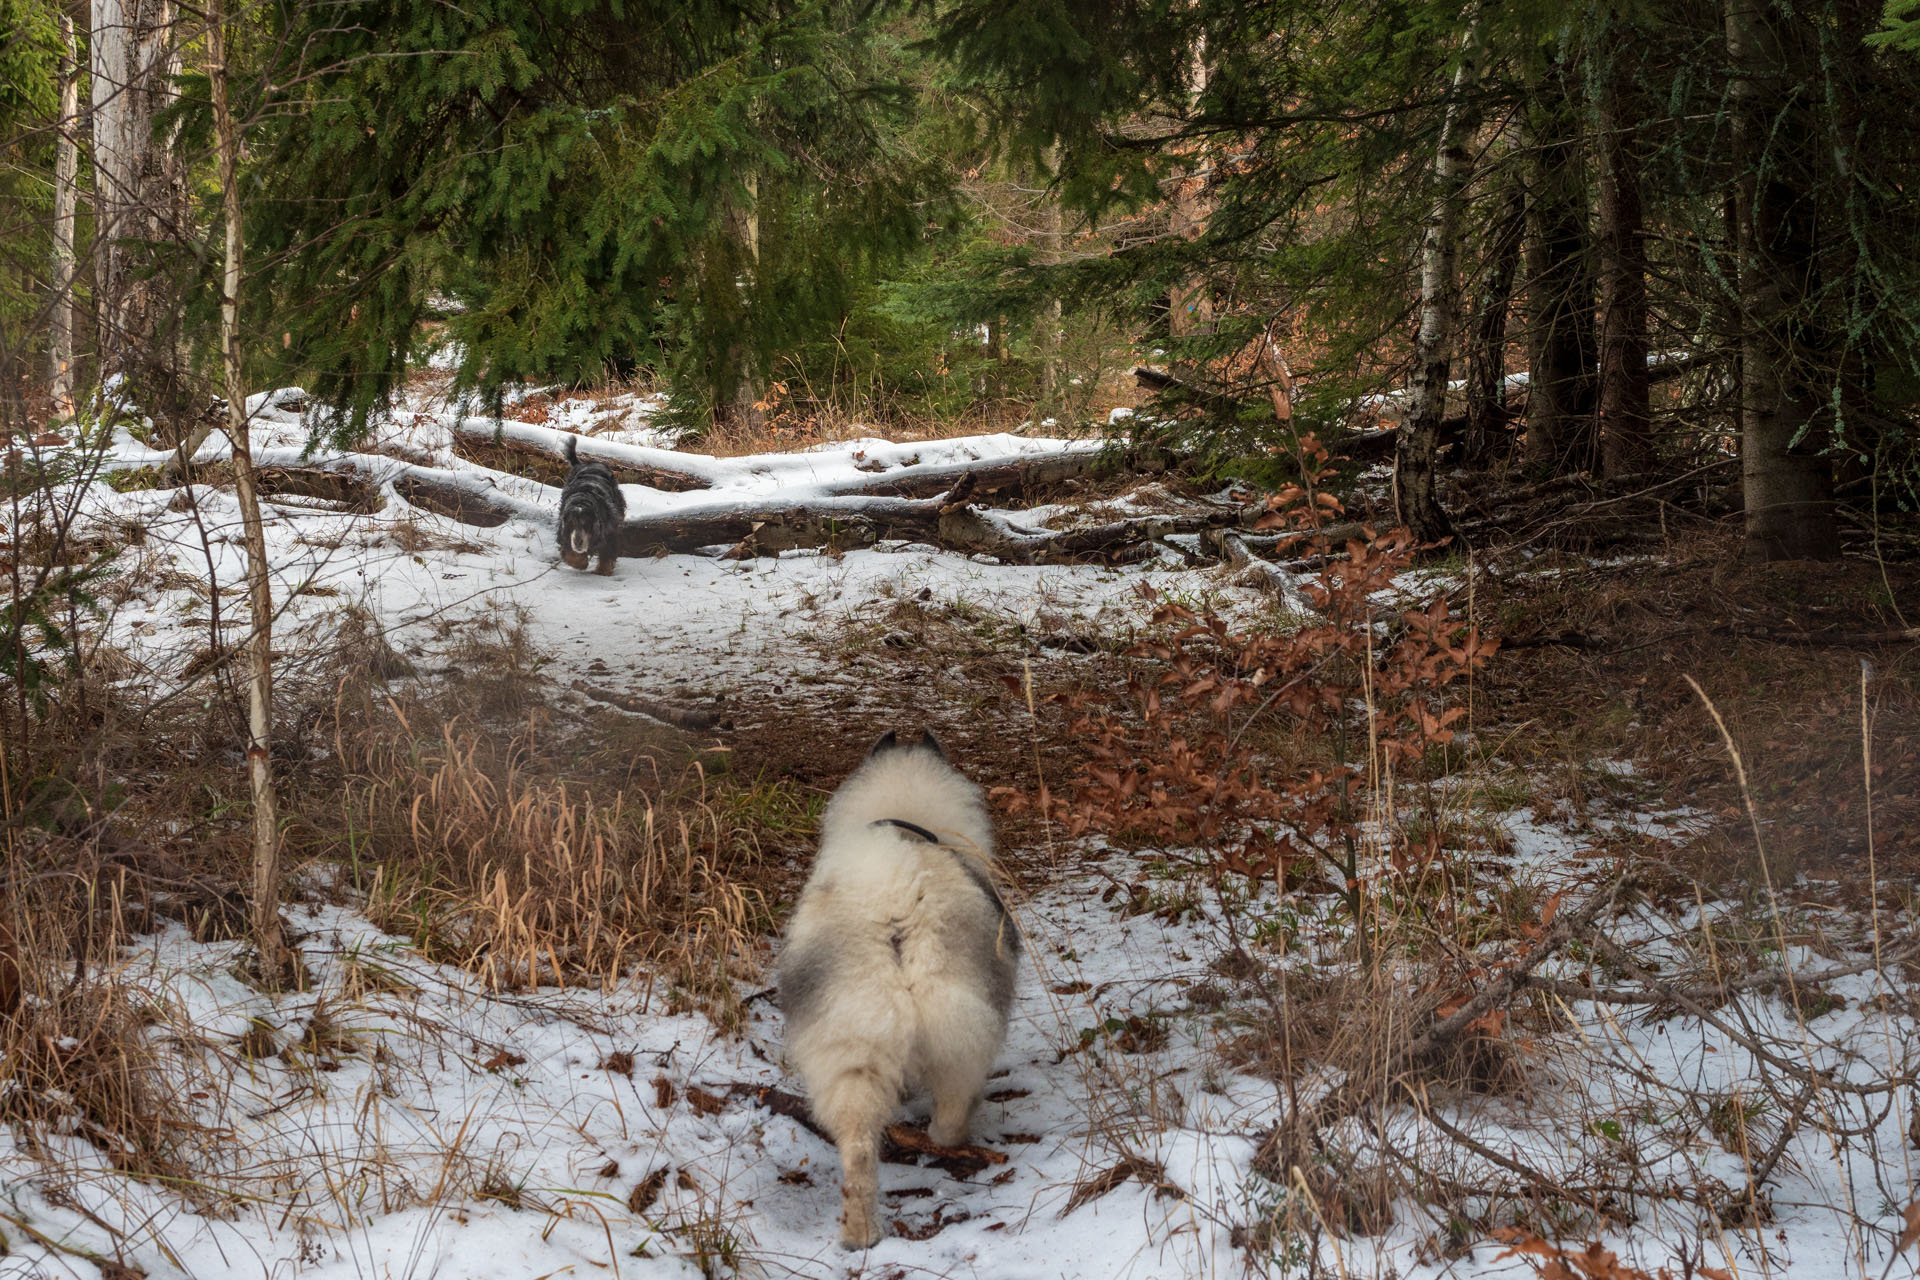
[1475,528,1920,897]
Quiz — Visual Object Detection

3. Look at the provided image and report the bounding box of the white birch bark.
[49,14,80,418]
[1393,22,1483,543]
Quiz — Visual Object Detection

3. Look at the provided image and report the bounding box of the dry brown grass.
[0,595,789,1203]
[0,839,206,1183]
[264,609,778,1025]
[340,720,768,1015]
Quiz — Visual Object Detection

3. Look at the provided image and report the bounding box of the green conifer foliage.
[937,0,1920,524]
[244,0,934,439]
[0,0,62,381]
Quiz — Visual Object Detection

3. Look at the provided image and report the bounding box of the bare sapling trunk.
[1724,0,1839,560]
[1394,26,1483,546]
[1596,34,1652,480]
[721,170,764,432]
[210,0,295,986]
[49,14,80,420]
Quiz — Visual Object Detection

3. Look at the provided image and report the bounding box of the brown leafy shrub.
[1010,436,1497,952]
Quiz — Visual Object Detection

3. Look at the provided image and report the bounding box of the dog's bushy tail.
[564,433,579,467]
[820,731,992,855]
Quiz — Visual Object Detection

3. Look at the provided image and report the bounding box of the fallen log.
[250,447,553,529]
[256,448,1233,566]
[448,424,713,492]
[256,467,383,513]
[392,475,515,527]
[570,680,730,730]
[817,450,1102,501]
[446,417,1107,502]
[673,495,1235,564]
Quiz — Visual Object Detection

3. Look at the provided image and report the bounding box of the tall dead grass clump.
[0,842,202,1181]
[328,687,765,1019]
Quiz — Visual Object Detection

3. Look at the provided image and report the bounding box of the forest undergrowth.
[1,433,1918,1277]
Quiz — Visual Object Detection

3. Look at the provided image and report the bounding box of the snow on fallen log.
[245,447,1230,566]
[89,397,1267,571]
[248,447,554,529]
[445,417,1108,500]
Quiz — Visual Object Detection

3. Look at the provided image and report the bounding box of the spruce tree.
[241,0,937,438]
[0,0,61,405]
[935,0,1920,552]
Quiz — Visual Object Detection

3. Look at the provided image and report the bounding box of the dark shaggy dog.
[557,435,626,574]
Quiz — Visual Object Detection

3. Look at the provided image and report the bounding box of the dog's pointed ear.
[919,730,947,760]
[867,730,899,758]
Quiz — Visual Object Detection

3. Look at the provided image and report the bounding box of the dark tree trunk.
[1596,34,1653,480]
[1522,64,1598,477]
[1463,180,1526,466]
[1725,0,1839,560]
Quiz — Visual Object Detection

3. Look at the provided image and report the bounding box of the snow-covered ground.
[5,385,1917,1279]
[64,385,1223,701]
[5,806,1912,1279]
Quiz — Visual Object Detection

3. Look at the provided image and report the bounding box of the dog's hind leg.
[836,1128,881,1250]
[926,1057,987,1148]
[814,1066,892,1249]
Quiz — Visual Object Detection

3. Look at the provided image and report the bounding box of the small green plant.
[1705,1090,1774,1154]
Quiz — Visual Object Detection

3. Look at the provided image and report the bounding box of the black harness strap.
[871,819,1016,942]
[873,817,940,844]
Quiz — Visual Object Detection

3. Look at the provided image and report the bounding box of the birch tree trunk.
[91,0,188,417]
[1724,0,1839,560]
[49,14,81,420]
[209,0,296,986]
[1393,27,1482,545]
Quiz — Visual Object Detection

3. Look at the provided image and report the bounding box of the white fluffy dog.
[778,730,1020,1249]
